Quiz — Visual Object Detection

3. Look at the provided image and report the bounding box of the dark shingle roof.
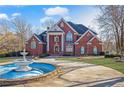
[67,22,97,35]
[34,33,43,42]
[38,31,47,42]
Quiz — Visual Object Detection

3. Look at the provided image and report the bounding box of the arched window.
[31,40,37,49]
[93,46,97,55]
[80,46,85,54]
[66,31,73,42]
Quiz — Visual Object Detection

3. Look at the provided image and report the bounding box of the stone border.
[0,64,63,86]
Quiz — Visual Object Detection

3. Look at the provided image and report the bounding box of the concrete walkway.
[11,58,124,87]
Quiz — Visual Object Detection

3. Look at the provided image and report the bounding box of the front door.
[54,45,59,54]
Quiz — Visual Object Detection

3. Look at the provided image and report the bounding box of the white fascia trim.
[39,42,46,44]
[75,42,79,44]
[48,24,63,32]
[74,30,96,44]
[33,34,45,44]
[87,43,92,44]
[56,18,78,34]
[87,36,102,43]
[47,32,64,35]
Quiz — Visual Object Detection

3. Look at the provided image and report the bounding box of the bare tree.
[41,18,55,30]
[97,5,124,56]
[0,19,20,55]
[11,17,33,50]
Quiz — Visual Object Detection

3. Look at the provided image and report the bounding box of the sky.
[0,5,100,34]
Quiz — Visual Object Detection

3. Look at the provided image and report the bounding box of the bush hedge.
[39,53,49,58]
[104,54,121,58]
[0,51,23,58]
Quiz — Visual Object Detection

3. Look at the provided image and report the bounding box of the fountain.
[0,48,61,86]
[14,49,33,71]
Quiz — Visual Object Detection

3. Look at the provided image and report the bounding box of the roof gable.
[32,34,45,44]
[47,24,63,32]
[75,30,97,44]
[87,36,102,44]
[57,18,78,34]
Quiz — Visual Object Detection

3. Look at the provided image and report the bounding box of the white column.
[47,33,49,51]
[61,33,64,52]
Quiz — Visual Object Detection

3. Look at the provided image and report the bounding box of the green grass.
[56,57,124,74]
[0,57,18,63]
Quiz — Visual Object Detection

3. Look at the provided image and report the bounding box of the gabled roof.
[87,36,102,44]
[33,33,45,44]
[47,24,63,32]
[38,31,47,42]
[67,22,97,35]
[34,34,42,42]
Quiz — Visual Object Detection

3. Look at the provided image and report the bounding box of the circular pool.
[0,62,61,86]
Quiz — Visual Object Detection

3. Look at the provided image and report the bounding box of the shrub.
[105,54,121,58]
[0,54,6,58]
[39,53,49,58]
[0,51,22,58]
[99,52,105,55]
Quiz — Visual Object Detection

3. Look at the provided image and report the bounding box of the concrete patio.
[11,58,124,87]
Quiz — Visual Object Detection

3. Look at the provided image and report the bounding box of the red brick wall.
[58,20,78,54]
[87,37,102,55]
[26,35,44,56]
[48,34,62,55]
[58,20,78,42]
[75,31,102,56]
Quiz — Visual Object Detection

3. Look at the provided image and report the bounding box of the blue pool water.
[0,63,56,79]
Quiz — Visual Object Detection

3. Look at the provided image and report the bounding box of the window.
[66,31,73,42]
[66,45,73,52]
[54,36,59,42]
[80,46,85,54]
[93,46,97,55]
[60,22,64,27]
[31,39,37,49]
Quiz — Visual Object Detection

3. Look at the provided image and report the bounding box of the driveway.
[11,58,124,87]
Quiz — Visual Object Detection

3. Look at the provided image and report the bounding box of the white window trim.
[80,46,85,54]
[66,45,73,52]
[66,31,73,42]
[31,40,37,49]
[54,36,59,42]
[93,46,98,55]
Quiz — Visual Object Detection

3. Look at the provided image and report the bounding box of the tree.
[0,19,20,55]
[11,17,33,51]
[97,5,124,55]
[41,18,55,30]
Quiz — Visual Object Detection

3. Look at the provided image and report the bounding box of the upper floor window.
[31,39,37,49]
[54,36,59,42]
[60,22,64,27]
[66,31,73,42]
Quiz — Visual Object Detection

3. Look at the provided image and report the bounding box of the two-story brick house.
[26,18,102,56]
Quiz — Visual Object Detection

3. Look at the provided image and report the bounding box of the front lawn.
[56,57,124,74]
[0,57,18,63]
